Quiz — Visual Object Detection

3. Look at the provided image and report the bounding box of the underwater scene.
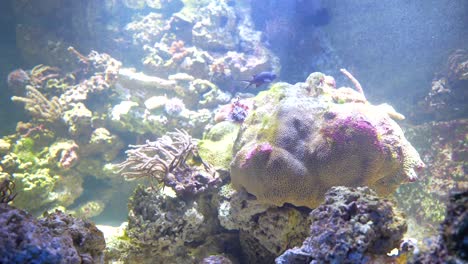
[0,0,466,263]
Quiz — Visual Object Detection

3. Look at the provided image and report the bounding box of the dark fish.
[243,71,277,88]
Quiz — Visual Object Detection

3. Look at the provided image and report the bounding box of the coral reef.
[231,72,424,208]
[5,2,463,263]
[0,135,83,214]
[125,0,279,93]
[0,205,105,264]
[2,48,126,216]
[112,69,219,137]
[276,186,407,264]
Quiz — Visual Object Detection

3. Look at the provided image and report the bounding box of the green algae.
[12,168,59,211]
[198,121,240,169]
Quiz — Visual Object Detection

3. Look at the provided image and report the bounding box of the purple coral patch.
[322,115,382,150]
[241,143,273,168]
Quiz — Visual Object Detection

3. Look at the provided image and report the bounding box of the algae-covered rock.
[124,185,223,263]
[217,187,309,263]
[0,206,80,264]
[276,186,407,263]
[12,168,59,211]
[0,139,11,154]
[231,72,424,208]
[84,128,124,162]
[198,121,240,169]
[2,136,84,214]
[12,168,83,213]
[192,1,238,51]
[395,119,468,226]
[48,140,79,169]
[62,102,93,136]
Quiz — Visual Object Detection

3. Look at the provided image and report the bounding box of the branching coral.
[118,129,219,196]
[340,68,365,98]
[11,85,62,122]
[29,64,61,87]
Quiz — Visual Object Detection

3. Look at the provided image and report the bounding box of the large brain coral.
[230,72,424,208]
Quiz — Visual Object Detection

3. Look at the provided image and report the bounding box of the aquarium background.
[0,0,466,263]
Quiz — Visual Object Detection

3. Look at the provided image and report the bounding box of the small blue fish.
[243,71,277,89]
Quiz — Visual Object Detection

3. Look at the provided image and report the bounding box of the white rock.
[111,101,138,120]
[144,96,168,110]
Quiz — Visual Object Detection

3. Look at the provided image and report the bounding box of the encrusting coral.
[231,71,424,208]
